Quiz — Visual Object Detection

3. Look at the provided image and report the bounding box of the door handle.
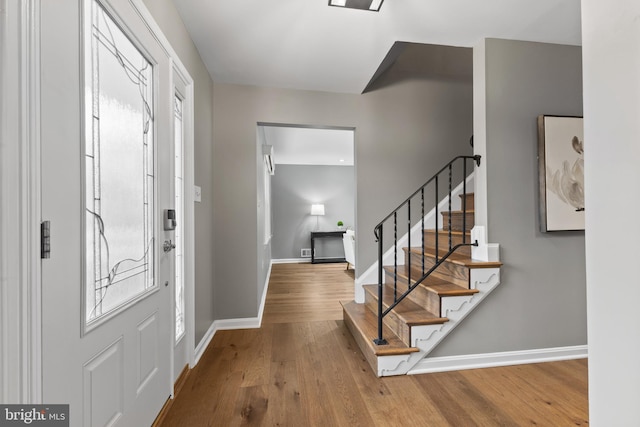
[163,240,176,252]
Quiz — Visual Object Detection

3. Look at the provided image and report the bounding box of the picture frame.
[537,115,585,232]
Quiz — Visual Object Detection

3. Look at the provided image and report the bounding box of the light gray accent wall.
[142,0,216,344]
[213,76,473,319]
[431,39,586,357]
[271,165,355,260]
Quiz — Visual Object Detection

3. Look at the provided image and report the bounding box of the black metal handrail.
[372,155,481,345]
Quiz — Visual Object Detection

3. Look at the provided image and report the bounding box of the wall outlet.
[301,248,311,258]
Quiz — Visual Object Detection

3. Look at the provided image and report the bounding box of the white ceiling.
[262,126,354,166]
[173,0,581,94]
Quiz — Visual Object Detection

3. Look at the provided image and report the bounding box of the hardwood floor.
[160,263,588,426]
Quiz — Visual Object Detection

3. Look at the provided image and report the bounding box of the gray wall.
[142,0,216,344]
[271,165,355,260]
[432,39,586,356]
[212,75,473,319]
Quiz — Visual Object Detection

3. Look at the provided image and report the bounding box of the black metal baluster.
[421,188,425,276]
[407,200,411,290]
[435,176,439,263]
[448,164,452,250]
[374,224,386,345]
[462,159,467,244]
[393,212,397,302]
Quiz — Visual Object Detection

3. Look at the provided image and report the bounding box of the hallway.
[159,263,588,426]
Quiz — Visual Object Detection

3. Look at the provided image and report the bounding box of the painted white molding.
[472,40,489,234]
[356,174,476,303]
[257,260,272,327]
[272,258,310,264]
[184,84,197,371]
[378,353,415,377]
[471,226,500,262]
[193,322,217,366]
[354,274,367,303]
[129,0,182,63]
[170,59,197,373]
[193,318,259,366]
[1,0,14,403]
[0,0,42,404]
[408,345,588,375]
[215,317,263,331]
[24,0,42,403]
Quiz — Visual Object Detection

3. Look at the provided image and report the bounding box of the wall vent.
[301,248,312,258]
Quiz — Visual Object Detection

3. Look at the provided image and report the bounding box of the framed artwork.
[537,115,584,232]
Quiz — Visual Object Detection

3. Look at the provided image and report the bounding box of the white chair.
[342,229,356,270]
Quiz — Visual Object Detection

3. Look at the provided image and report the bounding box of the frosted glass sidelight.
[85,0,155,324]
[174,95,185,341]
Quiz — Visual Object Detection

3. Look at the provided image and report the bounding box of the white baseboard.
[193,317,263,367]
[408,345,588,375]
[272,258,310,264]
[257,260,272,327]
[193,322,217,366]
[194,260,273,366]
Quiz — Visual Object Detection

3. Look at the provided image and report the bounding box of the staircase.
[342,158,501,377]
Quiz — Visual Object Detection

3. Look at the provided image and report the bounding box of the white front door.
[40,0,174,425]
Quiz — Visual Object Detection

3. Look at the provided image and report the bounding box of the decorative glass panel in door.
[174,95,185,340]
[84,0,155,326]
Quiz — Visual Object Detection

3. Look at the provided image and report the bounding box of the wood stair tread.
[362,284,448,326]
[382,267,478,296]
[426,283,479,296]
[404,247,502,268]
[341,301,419,356]
[424,229,470,235]
[442,210,475,214]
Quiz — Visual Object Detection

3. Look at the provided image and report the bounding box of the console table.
[310,231,346,264]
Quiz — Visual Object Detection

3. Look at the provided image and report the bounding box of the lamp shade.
[311,204,325,216]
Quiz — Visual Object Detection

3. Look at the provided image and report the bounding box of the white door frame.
[0,0,42,404]
[170,59,196,385]
[0,0,195,404]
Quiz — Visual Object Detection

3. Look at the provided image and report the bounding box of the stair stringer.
[377,267,501,377]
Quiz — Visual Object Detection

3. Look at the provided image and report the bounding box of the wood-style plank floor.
[160,263,589,426]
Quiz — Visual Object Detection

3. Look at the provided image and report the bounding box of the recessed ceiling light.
[339,159,345,162]
[329,0,384,12]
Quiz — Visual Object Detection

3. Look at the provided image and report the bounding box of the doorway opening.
[257,123,356,322]
[259,124,355,261]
